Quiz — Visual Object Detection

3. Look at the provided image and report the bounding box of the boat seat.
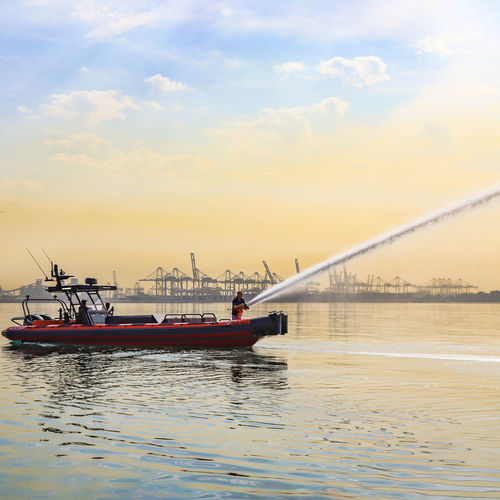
[202,315,217,323]
[106,314,158,325]
[161,317,181,325]
[24,314,43,326]
[182,317,202,324]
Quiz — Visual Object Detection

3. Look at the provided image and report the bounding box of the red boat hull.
[2,314,287,348]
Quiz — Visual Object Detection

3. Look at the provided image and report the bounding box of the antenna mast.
[26,248,49,280]
[42,248,54,278]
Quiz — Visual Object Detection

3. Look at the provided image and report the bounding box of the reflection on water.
[1,302,500,498]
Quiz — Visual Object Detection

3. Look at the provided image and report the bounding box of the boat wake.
[257,343,500,363]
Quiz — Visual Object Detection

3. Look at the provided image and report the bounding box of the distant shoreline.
[1,291,499,304]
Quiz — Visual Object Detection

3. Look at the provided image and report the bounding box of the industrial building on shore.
[2,252,499,303]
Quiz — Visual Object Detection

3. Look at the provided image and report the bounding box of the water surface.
[1,302,499,498]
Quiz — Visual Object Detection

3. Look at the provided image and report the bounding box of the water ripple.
[1,303,500,497]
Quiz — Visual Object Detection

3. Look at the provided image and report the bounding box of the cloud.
[317,56,389,87]
[5,0,493,53]
[42,90,139,123]
[145,74,187,92]
[205,96,348,157]
[49,152,93,167]
[117,149,201,174]
[205,1,465,43]
[49,138,208,176]
[44,133,109,150]
[275,61,305,80]
[208,96,348,136]
[17,104,39,120]
[414,36,464,56]
[0,177,43,194]
[142,100,165,110]
[70,1,164,40]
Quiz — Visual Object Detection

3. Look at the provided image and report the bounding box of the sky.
[0,0,499,291]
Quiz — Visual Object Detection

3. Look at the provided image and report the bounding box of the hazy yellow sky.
[1,1,499,291]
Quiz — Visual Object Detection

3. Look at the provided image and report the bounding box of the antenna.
[26,248,49,280]
[42,248,54,277]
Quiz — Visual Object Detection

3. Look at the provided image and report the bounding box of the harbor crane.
[113,270,118,298]
[262,260,275,285]
[191,252,199,286]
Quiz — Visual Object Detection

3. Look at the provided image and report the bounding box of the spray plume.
[248,186,500,305]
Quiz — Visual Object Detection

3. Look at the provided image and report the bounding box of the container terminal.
[2,253,499,303]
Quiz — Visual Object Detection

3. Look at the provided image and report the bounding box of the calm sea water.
[1,301,499,499]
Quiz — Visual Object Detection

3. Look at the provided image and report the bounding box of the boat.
[2,263,287,348]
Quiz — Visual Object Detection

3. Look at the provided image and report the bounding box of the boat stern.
[270,312,287,335]
[251,312,288,339]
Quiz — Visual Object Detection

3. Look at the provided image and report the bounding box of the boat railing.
[201,313,217,323]
[161,313,218,325]
[161,316,181,325]
[11,316,28,326]
[14,295,71,325]
[181,314,202,324]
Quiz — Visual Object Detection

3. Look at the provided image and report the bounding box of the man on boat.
[77,300,91,325]
[105,302,114,316]
[232,291,249,320]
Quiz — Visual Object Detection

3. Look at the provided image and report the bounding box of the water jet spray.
[248,186,500,306]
